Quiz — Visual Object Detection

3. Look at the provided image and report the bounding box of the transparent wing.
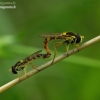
[39,33,62,38]
[25,50,42,59]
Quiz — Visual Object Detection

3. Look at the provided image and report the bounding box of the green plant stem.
[0,35,100,93]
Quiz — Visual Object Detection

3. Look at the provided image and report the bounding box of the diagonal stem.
[0,35,100,93]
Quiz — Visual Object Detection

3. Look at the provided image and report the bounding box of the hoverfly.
[40,32,84,63]
[10,50,44,75]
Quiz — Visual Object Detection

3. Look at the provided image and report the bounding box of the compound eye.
[11,67,18,74]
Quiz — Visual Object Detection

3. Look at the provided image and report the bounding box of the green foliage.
[0,0,100,100]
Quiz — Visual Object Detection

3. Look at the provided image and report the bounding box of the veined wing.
[24,50,42,61]
[39,32,76,38]
[39,33,62,38]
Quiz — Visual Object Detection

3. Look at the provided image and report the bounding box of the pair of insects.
[10,32,84,75]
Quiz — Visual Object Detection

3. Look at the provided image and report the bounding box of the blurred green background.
[0,0,100,100]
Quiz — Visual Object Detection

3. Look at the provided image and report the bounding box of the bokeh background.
[0,0,100,100]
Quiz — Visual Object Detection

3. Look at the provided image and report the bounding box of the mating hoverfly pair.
[10,32,84,76]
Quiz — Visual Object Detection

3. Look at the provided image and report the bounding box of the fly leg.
[51,42,63,64]
[66,44,69,52]
[73,44,80,52]
[30,62,40,71]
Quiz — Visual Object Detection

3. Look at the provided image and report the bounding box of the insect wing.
[39,33,62,38]
[24,50,42,61]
